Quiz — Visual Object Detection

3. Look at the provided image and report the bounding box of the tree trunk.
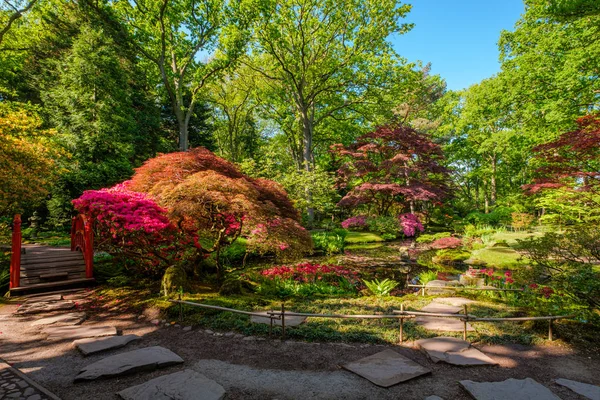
[484,193,489,214]
[301,109,315,224]
[490,153,497,205]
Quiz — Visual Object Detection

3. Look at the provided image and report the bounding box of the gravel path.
[1,292,599,400]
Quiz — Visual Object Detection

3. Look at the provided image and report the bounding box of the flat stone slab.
[416,337,496,366]
[434,297,477,307]
[31,312,86,326]
[44,325,117,340]
[15,300,75,315]
[555,378,600,400]
[420,303,462,314]
[24,294,63,303]
[416,316,474,332]
[460,378,561,400]
[342,349,431,387]
[118,369,225,400]
[74,334,141,356]
[74,346,184,382]
[250,311,307,327]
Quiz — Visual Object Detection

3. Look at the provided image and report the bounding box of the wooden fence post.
[281,303,286,340]
[399,303,405,344]
[463,304,468,341]
[548,318,553,341]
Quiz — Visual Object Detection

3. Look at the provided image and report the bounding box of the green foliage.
[344,231,385,244]
[418,271,438,285]
[416,232,452,243]
[433,249,471,265]
[311,229,348,255]
[363,278,399,296]
[465,207,514,226]
[366,216,400,239]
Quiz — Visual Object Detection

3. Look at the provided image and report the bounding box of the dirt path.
[1,293,599,400]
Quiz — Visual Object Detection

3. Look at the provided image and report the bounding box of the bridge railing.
[10,214,22,288]
[71,214,94,279]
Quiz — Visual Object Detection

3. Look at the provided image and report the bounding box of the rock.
[416,337,496,366]
[74,346,184,382]
[151,319,160,325]
[27,395,41,400]
[31,312,87,326]
[233,334,244,339]
[174,324,181,328]
[250,311,307,327]
[224,332,235,337]
[242,336,255,341]
[460,378,561,400]
[118,369,225,400]
[555,378,600,400]
[15,301,75,315]
[415,316,474,332]
[74,334,141,356]
[205,329,214,334]
[24,294,63,303]
[161,265,187,296]
[44,325,117,340]
[183,326,192,332]
[343,349,431,387]
[425,396,444,400]
[424,280,451,295]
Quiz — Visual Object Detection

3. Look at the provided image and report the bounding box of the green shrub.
[416,232,452,243]
[366,216,399,238]
[363,278,399,296]
[465,207,514,226]
[311,229,348,254]
[433,249,471,265]
[418,271,439,285]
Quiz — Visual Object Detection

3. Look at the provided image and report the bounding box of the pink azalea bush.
[398,213,424,237]
[431,236,462,249]
[341,215,368,229]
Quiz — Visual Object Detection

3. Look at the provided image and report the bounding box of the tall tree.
[109,0,255,150]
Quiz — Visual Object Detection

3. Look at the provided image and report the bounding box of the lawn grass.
[345,231,385,244]
[469,247,525,268]
[491,230,543,245]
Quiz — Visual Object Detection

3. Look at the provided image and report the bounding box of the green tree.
[108,0,255,150]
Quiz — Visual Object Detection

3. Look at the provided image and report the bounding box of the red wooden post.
[83,215,94,279]
[10,214,22,289]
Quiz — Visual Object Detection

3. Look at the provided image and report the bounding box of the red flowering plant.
[250,262,361,297]
[341,215,368,230]
[72,183,201,277]
[431,236,462,249]
[398,213,424,237]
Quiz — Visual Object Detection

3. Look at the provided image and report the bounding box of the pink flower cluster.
[341,215,368,229]
[73,184,172,233]
[398,213,424,237]
[431,236,462,249]
[260,262,359,284]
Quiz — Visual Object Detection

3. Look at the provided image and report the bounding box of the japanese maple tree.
[523,113,600,222]
[332,123,450,216]
[128,148,312,277]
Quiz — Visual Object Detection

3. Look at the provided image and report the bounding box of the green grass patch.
[470,247,526,268]
[345,231,385,244]
[491,230,543,246]
[345,242,384,250]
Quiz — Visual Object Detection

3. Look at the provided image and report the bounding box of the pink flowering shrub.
[431,236,462,249]
[398,213,424,237]
[341,215,368,229]
[73,183,198,277]
[252,263,361,297]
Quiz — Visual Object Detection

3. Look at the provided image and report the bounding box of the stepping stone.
[118,369,225,400]
[74,334,141,356]
[415,316,474,332]
[434,297,477,307]
[74,346,184,382]
[342,349,430,387]
[460,378,561,400]
[44,325,117,340]
[416,337,496,366]
[555,378,600,400]
[31,312,86,326]
[15,301,75,315]
[250,311,307,327]
[24,294,63,303]
[425,280,450,295]
[421,303,462,314]
[425,396,444,400]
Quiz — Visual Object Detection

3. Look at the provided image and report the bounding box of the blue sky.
[392,0,525,91]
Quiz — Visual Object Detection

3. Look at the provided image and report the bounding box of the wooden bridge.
[9,214,95,294]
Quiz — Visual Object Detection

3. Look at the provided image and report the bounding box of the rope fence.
[407,284,524,296]
[169,298,574,343]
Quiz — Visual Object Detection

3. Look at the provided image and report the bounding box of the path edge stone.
[0,358,61,400]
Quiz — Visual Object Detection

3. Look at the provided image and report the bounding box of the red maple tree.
[332,123,450,215]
